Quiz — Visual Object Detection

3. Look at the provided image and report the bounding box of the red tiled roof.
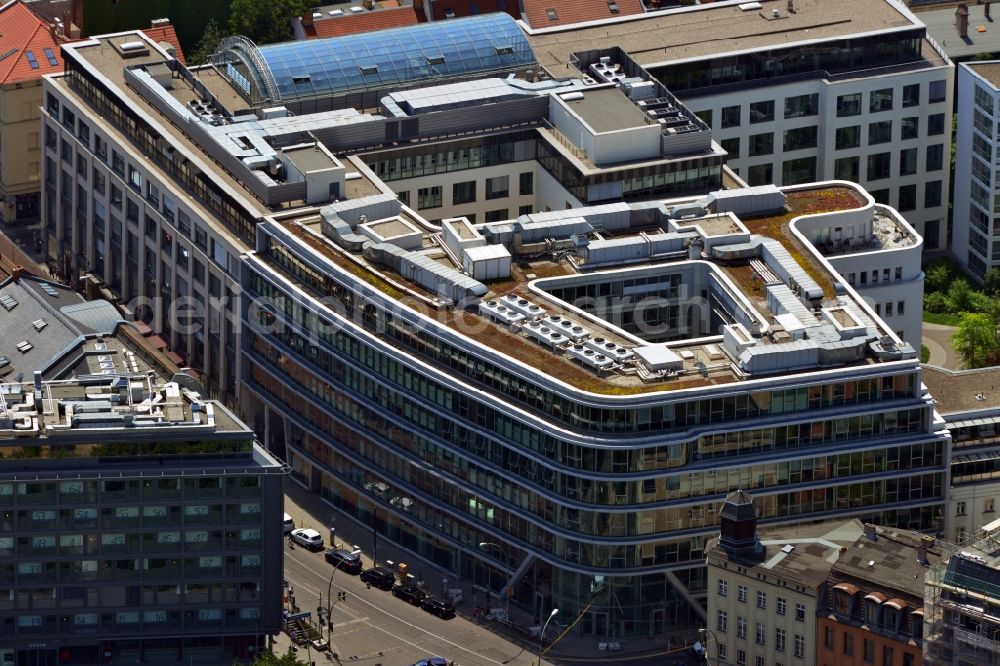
[429,0,519,21]
[142,24,187,66]
[304,7,422,39]
[521,0,645,28]
[0,0,65,85]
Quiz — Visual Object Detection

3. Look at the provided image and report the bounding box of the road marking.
[329,616,369,629]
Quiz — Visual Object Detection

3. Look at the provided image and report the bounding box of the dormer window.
[832,582,858,617]
[883,599,906,632]
[862,592,885,626]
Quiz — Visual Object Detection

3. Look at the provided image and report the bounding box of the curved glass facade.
[223,13,536,104]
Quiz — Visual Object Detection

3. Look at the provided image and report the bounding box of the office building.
[0,373,286,665]
[40,14,946,637]
[526,0,954,251]
[924,520,1000,665]
[953,61,1000,281]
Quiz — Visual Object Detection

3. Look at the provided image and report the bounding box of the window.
[785,93,818,119]
[755,622,766,645]
[868,121,892,145]
[782,157,816,185]
[870,88,893,112]
[926,144,944,172]
[749,133,773,156]
[128,165,142,191]
[883,646,893,666]
[695,109,713,127]
[929,79,946,103]
[783,126,817,151]
[417,186,442,209]
[898,184,916,211]
[898,301,905,315]
[749,100,774,123]
[901,117,918,140]
[867,153,891,181]
[864,638,875,663]
[899,148,917,176]
[718,579,728,597]
[452,180,476,205]
[737,649,747,666]
[397,190,409,207]
[756,657,765,666]
[794,634,805,658]
[517,206,531,217]
[902,83,920,108]
[737,585,747,602]
[146,181,160,207]
[824,626,834,649]
[111,151,124,176]
[484,208,508,222]
[928,113,945,136]
[747,163,772,187]
[837,93,862,117]
[94,136,107,162]
[519,171,533,196]
[721,105,741,128]
[835,156,859,181]
[718,610,728,632]
[776,597,787,616]
[718,644,727,659]
[903,654,914,666]
[836,126,861,150]
[721,137,740,158]
[110,185,123,210]
[795,603,805,622]
[756,591,766,609]
[92,167,106,195]
[77,121,90,145]
[737,615,747,639]
[844,631,854,656]
[985,498,995,513]
[776,627,786,652]
[957,501,967,516]
[486,175,509,200]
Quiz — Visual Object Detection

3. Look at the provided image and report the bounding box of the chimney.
[957,3,969,38]
[987,0,992,20]
[72,0,83,32]
[150,18,171,28]
[921,534,936,549]
[302,11,314,27]
[916,544,929,566]
[787,0,794,13]
[864,523,877,541]
[10,266,22,283]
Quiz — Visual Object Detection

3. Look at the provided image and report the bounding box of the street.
[281,541,541,666]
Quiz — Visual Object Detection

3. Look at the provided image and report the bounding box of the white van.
[283,513,295,534]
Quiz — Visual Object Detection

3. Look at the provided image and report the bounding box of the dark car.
[360,567,395,590]
[324,548,362,574]
[391,584,427,605]
[409,659,450,666]
[420,596,456,619]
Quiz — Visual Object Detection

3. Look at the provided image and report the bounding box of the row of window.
[823,627,917,665]
[0,529,261,558]
[718,583,802,617]
[715,632,806,662]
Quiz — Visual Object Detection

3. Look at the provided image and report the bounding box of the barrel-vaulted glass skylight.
[218,13,536,105]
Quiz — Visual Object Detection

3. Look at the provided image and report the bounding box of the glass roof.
[247,13,536,103]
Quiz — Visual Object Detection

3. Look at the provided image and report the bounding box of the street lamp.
[698,628,719,665]
[478,541,511,620]
[537,607,559,666]
[324,548,360,647]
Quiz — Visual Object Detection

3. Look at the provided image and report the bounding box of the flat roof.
[923,365,1000,415]
[560,87,650,133]
[966,61,1000,90]
[285,145,339,173]
[915,3,1000,61]
[526,0,918,70]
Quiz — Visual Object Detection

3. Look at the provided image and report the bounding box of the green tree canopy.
[948,278,974,313]
[228,0,308,45]
[983,266,1000,296]
[925,262,950,293]
[953,312,1000,369]
[189,19,228,66]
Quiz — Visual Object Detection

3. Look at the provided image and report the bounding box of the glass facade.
[228,13,536,103]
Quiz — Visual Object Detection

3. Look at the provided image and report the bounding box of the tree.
[953,312,1000,369]
[947,278,973,313]
[228,0,308,45]
[189,19,228,66]
[984,266,1000,296]
[925,262,950,294]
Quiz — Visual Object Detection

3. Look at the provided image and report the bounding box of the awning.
[863,592,886,604]
[132,320,153,335]
[148,335,168,350]
[166,351,184,365]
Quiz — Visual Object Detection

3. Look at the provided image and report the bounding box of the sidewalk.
[282,480,686,663]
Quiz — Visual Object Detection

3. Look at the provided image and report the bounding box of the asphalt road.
[281,542,543,666]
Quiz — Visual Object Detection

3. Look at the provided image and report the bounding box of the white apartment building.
[527,0,954,252]
[954,61,1000,281]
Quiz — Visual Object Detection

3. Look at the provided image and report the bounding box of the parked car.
[360,566,395,590]
[282,513,295,534]
[324,548,362,574]
[289,528,324,551]
[409,659,450,666]
[391,584,427,605]
[420,596,456,619]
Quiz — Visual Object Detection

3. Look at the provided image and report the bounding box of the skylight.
[25,50,39,70]
[546,8,558,20]
[43,47,58,67]
[0,47,17,62]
